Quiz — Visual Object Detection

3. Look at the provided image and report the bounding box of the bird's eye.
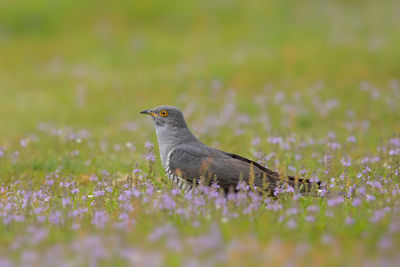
[159,110,168,117]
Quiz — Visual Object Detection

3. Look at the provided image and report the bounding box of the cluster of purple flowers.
[0,142,399,264]
[0,85,399,265]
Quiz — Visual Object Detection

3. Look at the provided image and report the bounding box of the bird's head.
[140,105,188,129]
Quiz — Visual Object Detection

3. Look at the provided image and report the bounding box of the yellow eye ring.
[159,110,168,117]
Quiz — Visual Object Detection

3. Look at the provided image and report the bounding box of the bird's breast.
[164,147,192,192]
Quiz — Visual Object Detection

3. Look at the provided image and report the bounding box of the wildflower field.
[1,0,400,266]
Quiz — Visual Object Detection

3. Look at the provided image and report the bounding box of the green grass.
[0,0,400,266]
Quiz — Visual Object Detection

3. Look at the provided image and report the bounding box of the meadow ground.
[0,0,400,266]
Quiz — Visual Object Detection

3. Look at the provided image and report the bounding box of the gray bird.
[141,105,316,194]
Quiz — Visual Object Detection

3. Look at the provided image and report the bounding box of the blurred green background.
[0,0,400,181]
[1,0,399,137]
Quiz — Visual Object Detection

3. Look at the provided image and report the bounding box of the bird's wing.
[219,150,309,190]
[168,144,286,191]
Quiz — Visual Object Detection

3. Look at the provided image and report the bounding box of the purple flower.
[21,251,39,266]
[145,184,154,195]
[166,237,182,252]
[145,152,155,162]
[99,172,109,180]
[118,192,129,202]
[49,211,62,225]
[133,168,142,175]
[29,227,49,244]
[292,193,301,200]
[20,139,28,147]
[114,144,121,152]
[148,224,177,242]
[62,197,71,207]
[268,136,283,145]
[287,208,298,215]
[378,236,393,250]
[310,176,319,184]
[347,136,356,143]
[70,150,79,156]
[119,212,129,221]
[327,131,336,140]
[132,189,141,197]
[34,207,44,215]
[305,215,315,223]
[341,157,352,167]
[307,205,319,212]
[266,203,282,211]
[367,181,382,188]
[0,257,13,267]
[273,186,284,196]
[325,211,334,217]
[92,211,108,228]
[105,187,113,193]
[251,137,261,146]
[13,214,25,222]
[71,188,79,194]
[370,210,386,223]
[329,142,341,150]
[346,217,355,225]
[389,149,400,156]
[287,219,297,229]
[299,168,308,175]
[323,154,331,164]
[37,215,46,222]
[352,198,362,207]
[321,234,333,244]
[363,166,372,174]
[187,224,222,253]
[390,138,400,147]
[285,185,294,193]
[357,186,366,195]
[145,141,154,148]
[114,212,134,229]
[120,203,134,212]
[235,181,249,191]
[366,194,376,202]
[193,195,206,207]
[68,209,81,218]
[327,197,344,207]
[3,216,12,225]
[288,166,297,172]
[161,193,176,210]
[94,190,105,197]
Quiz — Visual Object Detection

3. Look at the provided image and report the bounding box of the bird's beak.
[140,109,159,117]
